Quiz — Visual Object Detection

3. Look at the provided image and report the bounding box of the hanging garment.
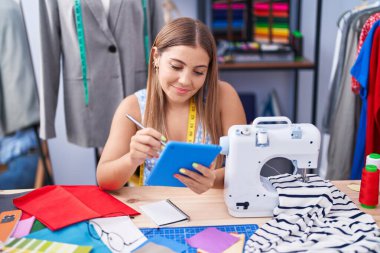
[350,20,380,179]
[351,13,380,94]
[0,0,39,136]
[245,174,380,253]
[365,27,380,156]
[39,0,164,147]
[324,9,376,180]
[323,5,380,179]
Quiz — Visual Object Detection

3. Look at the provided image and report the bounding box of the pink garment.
[352,13,380,94]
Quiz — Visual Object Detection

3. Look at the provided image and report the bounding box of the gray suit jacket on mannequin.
[0,0,39,137]
[39,0,164,147]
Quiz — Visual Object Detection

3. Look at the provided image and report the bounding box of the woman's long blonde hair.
[144,17,222,168]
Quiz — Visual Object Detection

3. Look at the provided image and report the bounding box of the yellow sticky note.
[347,183,361,192]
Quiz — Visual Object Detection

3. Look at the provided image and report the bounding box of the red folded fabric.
[13,185,140,230]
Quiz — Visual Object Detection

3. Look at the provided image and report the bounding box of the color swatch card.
[0,209,22,243]
[11,216,35,238]
[140,199,190,227]
[4,238,92,253]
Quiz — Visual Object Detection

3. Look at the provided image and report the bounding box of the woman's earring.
[153,59,159,69]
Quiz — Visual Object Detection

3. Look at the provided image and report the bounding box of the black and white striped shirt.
[245,174,380,253]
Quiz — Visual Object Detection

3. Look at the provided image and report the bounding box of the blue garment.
[0,128,39,189]
[350,21,380,179]
[0,153,38,189]
[0,128,37,164]
[134,89,212,185]
[27,221,111,253]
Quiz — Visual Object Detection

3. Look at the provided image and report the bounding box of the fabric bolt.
[352,13,380,94]
[134,89,212,185]
[0,0,39,137]
[245,174,380,253]
[350,21,380,179]
[13,185,140,230]
[365,27,380,155]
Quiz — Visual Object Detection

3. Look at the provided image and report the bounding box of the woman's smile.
[173,86,191,95]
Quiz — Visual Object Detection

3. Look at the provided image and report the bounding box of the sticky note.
[186,227,239,253]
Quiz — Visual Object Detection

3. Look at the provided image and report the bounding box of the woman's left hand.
[174,163,216,194]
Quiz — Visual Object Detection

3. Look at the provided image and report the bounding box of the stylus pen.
[125,114,167,147]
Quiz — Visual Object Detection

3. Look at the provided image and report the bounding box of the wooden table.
[2,180,378,227]
[110,180,380,228]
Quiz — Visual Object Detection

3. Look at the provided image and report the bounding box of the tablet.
[146,141,222,187]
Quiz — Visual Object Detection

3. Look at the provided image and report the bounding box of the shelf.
[218,58,314,70]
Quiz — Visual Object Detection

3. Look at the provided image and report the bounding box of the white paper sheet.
[90,216,147,253]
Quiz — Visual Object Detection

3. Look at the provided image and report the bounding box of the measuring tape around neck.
[74,0,89,106]
[141,0,149,65]
[186,97,197,143]
[138,97,197,186]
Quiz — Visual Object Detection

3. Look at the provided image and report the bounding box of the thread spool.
[366,153,380,169]
[359,165,379,209]
[365,153,380,194]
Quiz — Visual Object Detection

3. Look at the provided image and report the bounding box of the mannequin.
[39,0,164,147]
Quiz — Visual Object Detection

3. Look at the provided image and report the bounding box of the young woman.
[97,17,246,194]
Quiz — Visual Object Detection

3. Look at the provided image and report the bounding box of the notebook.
[140,199,190,227]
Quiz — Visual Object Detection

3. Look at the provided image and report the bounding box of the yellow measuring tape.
[136,98,197,186]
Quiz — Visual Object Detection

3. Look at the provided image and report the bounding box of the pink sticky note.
[11,216,35,238]
[186,227,239,253]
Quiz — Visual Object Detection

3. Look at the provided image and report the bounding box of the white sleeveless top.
[134,89,212,185]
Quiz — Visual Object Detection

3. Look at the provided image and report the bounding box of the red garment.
[13,185,140,230]
[365,27,380,155]
[352,13,380,94]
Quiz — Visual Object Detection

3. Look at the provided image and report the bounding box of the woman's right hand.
[128,127,165,166]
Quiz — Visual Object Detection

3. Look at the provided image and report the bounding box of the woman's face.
[155,45,210,104]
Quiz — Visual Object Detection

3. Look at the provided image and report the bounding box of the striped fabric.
[245,174,380,253]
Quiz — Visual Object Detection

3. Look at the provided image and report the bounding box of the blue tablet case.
[146,141,222,187]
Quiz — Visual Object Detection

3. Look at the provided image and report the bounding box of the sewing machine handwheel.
[252,116,291,128]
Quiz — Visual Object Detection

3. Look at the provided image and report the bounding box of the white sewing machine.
[220,116,321,217]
